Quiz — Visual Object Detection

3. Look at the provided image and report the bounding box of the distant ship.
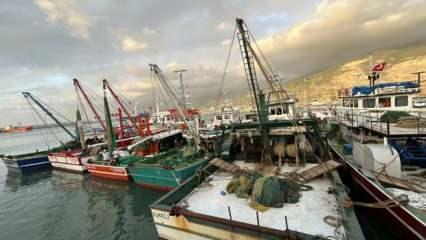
[0,125,33,133]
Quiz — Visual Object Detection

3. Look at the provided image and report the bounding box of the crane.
[149,64,200,146]
[73,78,107,131]
[102,79,143,136]
[235,18,298,164]
[22,92,77,141]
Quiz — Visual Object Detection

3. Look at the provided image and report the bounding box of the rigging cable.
[215,25,237,112]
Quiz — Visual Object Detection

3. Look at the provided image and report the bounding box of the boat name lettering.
[152,210,169,221]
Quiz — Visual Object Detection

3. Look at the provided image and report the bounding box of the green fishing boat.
[125,147,209,191]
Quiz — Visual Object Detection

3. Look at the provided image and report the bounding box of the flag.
[372,62,386,72]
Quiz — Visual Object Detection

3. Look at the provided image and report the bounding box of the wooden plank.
[209,158,241,174]
[300,160,342,181]
[375,173,426,193]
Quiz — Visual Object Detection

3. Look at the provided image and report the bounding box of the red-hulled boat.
[0,125,32,133]
[329,142,426,240]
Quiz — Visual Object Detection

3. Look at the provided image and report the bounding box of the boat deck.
[334,113,426,136]
[180,161,345,238]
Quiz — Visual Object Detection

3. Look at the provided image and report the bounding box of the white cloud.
[216,22,232,30]
[35,0,91,40]
[121,37,148,52]
[143,27,157,35]
[257,0,426,77]
[221,39,231,46]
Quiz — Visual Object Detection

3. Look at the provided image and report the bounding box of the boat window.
[282,104,289,113]
[224,115,229,119]
[352,99,358,108]
[343,99,350,107]
[270,108,276,115]
[378,97,391,108]
[362,98,375,108]
[277,107,283,115]
[216,115,222,120]
[395,96,408,107]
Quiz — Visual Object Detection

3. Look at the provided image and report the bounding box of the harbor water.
[0,129,163,240]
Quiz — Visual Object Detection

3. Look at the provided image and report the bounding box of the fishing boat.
[22,90,97,173]
[328,66,426,239]
[85,79,159,181]
[150,18,364,240]
[1,152,50,172]
[1,92,82,173]
[0,125,32,133]
[121,64,210,191]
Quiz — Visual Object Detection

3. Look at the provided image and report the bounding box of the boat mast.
[103,79,142,134]
[22,92,77,141]
[103,83,116,159]
[73,78,107,131]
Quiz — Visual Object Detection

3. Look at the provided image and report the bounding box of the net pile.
[226,170,312,212]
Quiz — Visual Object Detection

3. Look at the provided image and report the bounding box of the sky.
[1,0,426,126]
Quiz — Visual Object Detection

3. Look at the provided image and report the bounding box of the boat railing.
[333,110,426,136]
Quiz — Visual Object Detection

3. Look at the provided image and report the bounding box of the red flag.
[372,62,386,72]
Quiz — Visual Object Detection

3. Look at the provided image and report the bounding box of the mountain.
[284,43,426,104]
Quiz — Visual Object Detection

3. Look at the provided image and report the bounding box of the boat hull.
[1,155,50,172]
[128,158,208,191]
[48,152,92,173]
[86,163,129,181]
[330,145,426,240]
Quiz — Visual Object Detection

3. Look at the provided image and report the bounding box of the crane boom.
[102,79,141,133]
[236,18,289,108]
[22,92,77,140]
[73,78,107,131]
[149,64,200,146]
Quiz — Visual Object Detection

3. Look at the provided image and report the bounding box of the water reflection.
[4,168,52,192]
[0,165,164,240]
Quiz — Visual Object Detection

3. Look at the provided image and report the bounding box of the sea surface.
[0,128,164,240]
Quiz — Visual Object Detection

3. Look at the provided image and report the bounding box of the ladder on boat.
[237,28,260,110]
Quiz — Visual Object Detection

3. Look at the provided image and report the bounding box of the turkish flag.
[372,62,386,72]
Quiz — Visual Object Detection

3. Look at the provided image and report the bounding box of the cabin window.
[224,115,229,119]
[352,99,358,108]
[216,115,222,120]
[395,96,408,107]
[362,98,375,108]
[270,108,276,115]
[343,99,350,107]
[282,104,289,113]
[277,107,283,115]
[378,97,391,108]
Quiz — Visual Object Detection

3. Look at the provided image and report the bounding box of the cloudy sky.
[1,0,426,125]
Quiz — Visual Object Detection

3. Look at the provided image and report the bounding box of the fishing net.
[226,170,262,198]
[226,171,313,212]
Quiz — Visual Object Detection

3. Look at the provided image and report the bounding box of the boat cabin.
[338,81,426,111]
[267,98,296,120]
[212,105,241,126]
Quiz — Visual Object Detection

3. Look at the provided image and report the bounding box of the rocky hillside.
[284,43,426,104]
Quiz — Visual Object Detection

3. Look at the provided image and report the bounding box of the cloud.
[143,27,157,35]
[216,22,233,30]
[35,0,91,40]
[2,0,426,125]
[121,36,148,52]
[221,39,231,46]
[257,0,426,78]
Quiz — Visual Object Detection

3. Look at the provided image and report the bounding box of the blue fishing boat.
[1,152,50,172]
